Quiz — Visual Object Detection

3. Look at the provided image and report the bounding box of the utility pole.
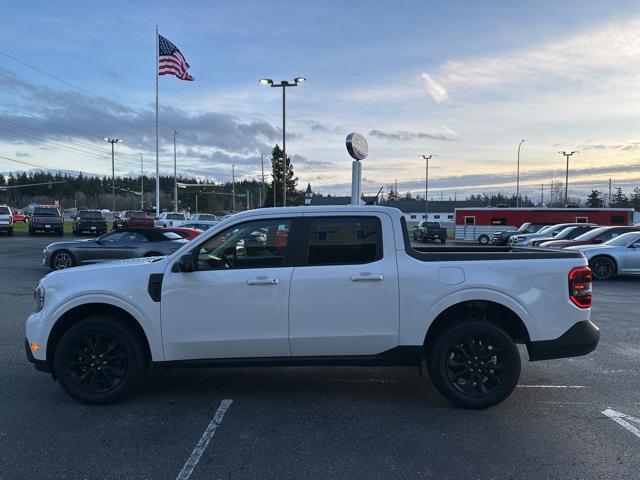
[260,153,266,207]
[540,183,544,206]
[516,139,525,207]
[559,150,577,205]
[420,155,434,220]
[173,130,178,211]
[105,138,121,213]
[246,189,250,210]
[232,164,236,212]
[140,153,144,210]
[608,178,612,207]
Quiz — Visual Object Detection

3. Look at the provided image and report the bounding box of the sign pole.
[155,25,160,217]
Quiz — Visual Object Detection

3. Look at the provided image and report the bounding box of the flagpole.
[155,25,160,217]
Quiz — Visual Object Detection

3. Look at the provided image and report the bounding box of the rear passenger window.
[611,215,625,225]
[306,217,381,266]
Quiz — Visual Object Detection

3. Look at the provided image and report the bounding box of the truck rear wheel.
[53,316,147,405]
[478,235,490,245]
[427,321,520,409]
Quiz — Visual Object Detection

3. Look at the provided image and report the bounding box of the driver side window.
[196,218,291,271]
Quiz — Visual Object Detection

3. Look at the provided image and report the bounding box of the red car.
[162,227,202,240]
[113,210,155,229]
[12,210,27,222]
[540,226,640,248]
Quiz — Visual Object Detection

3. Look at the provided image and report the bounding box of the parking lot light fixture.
[105,138,121,213]
[259,76,307,207]
[559,150,578,205]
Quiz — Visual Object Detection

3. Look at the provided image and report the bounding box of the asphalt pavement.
[1,232,639,479]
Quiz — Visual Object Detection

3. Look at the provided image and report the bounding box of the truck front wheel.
[427,321,520,409]
[53,316,147,404]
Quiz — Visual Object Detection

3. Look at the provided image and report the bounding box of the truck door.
[161,216,299,361]
[288,214,400,356]
[625,238,640,273]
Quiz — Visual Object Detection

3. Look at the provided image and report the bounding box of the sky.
[0,0,639,201]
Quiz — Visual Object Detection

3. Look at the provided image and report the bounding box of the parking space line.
[176,399,234,480]
[517,385,586,388]
[602,408,640,439]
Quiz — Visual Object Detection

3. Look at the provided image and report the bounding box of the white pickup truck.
[25,206,599,408]
[154,211,188,228]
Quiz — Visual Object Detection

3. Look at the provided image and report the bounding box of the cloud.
[577,142,640,152]
[421,73,449,103]
[15,151,31,157]
[369,129,455,142]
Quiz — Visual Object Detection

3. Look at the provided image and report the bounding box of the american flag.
[158,35,194,81]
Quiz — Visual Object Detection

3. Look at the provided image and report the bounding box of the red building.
[454,207,635,242]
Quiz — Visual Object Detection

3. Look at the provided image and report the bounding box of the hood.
[43,255,168,283]
[45,239,96,250]
[565,244,615,253]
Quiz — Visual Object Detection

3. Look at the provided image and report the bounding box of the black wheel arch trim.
[527,320,600,361]
[148,273,164,302]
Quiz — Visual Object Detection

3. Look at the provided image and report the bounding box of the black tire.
[7,229,12,236]
[589,256,616,280]
[29,226,35,235]
[57,229,64,236]
[50,250,76,270]
[52,315,147,404]
[440,238,446,244]
[478,235,490,245]
[427,320,521,409]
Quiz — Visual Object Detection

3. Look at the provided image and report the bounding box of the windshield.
[78,211,104,219]
[534,225,556,235]
[163,232,182,240]
[167,213,185,220]
[603,233,640,247]
[127,211,148,219]
[196,214,217,221]
[0,206,10,215]
[33,207,60,216]
[552,226,578,239]
[574,227,610,241]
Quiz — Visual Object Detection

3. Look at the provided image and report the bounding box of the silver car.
[43,228,187,270]
[509,223,597,246]
[567,232,640,280]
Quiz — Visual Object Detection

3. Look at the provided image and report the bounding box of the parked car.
[112,210,154,230]
[43,227,187,270]
[190,213,218,222]
[26,206,598,408]
[508,223,596,246]
[155,211,188,228]
[29,205,64,236]
[11,209,28,223]
[181,220,219,231]
[529,225,598,247]
[492,222,551,245]
[0,205,14,235]
[540,226,640,249]
[412,221,447,244]
[72,210,108,236]
[567,232,640,280]
[161,227,202,240]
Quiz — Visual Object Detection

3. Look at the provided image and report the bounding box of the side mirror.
[174,253,195,273]
[594,239,603,244]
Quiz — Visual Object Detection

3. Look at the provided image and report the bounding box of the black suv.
[29,206,64,236]
[73,209,107,235]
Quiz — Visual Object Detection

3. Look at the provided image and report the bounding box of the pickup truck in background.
[26,206,599,409]
[155,211,188,228]
[412,221,447,244]
[491,222,550,245]
[0,205,13,235]
[112,210,155,230]
[29,205,64,236]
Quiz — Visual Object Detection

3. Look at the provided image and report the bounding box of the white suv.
[0,205,14,236]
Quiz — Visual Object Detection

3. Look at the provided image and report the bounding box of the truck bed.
[409,245,583,260]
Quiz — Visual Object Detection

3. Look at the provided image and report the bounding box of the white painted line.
[176,399,234,480]
[517,385,586,388]
[602,408,640,440]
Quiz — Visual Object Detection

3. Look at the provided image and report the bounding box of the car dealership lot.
[2,233,640,479]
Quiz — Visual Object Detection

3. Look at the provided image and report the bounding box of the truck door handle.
[351,274,383,282]
[247,278,279,286]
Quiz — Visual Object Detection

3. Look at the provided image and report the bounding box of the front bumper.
[527,320,600,361]
[25,338,51,373]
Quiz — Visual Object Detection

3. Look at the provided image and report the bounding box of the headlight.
[34,285,45,312]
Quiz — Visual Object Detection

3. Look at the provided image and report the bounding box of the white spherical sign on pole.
[346,133,367,205]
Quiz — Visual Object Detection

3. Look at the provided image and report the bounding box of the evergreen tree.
[264,144,299,206]
[610,187,629,207]
[630,187,640,210]
[585,190,604,208]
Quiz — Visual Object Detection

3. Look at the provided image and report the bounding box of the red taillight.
[569,266,592,308]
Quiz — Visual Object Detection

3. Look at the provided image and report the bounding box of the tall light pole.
[420,155,434,221]
[260,152,267,207]
[231,164,236,212]
[259,77,306,207]
[105,138,121,213]
[139,153,144,210]
[173,130,178,211]
[559,150,577,205]
[516,139,525,207]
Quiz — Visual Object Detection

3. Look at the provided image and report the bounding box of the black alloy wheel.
[478,235,490,245]
[590,256,616,280]
[428,321,520,409]
[53,316,147,404]
[51,250,75,270]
